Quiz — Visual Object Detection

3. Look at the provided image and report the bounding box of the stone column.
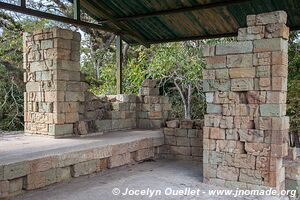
[202,11,289,190]
[23,28,84,137]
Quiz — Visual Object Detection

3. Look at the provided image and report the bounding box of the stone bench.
[0,130,164,199]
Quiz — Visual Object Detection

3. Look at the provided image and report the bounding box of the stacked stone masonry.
[202,11,289,190]
[23,28,171,137]
[162,119,203,161]
[0,135,164,199]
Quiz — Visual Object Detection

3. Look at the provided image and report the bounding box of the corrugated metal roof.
[79,0,300,45]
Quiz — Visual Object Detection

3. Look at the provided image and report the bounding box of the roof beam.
[98,0,253,23]
[0,1,120,34]
[88,1,150,47]
[139,32,238,44]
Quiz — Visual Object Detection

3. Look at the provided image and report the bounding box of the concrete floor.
[13,160,288,200]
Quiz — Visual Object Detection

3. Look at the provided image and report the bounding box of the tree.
[148,42,205,119]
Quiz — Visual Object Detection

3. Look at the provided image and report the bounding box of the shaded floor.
[14,160,288,200]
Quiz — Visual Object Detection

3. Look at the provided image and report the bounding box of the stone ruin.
[23,28,171,137]
[13,10,300,197]
[202,11,290,190]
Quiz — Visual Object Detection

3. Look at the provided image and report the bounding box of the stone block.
[4,161,30,180]
[65,91,84,102]
[0,180,9,198]
[188,129,198,138]
[216,140,244,153]
[202,70,215,79]
[205,92,214,103]
[206,104,222,114]
[48,124,73,136]
[272,51,288,65]
[134,148,154,161]
[245,142,270,156]
[203,139,216,150]
[254,38,288,53]
[216,41,253,55]
[56,167,71,182]
[29,156,58,173]
[272,65,288,77]
[206,56,226,68]
[71,160,97,177]
[226,54,253,68]
[164,128,175,136]
[256,11,287,25]
[246,15,256,26]
[203,79,230,92]
[216,166,239,181]
[260,104,286,117]
[272,75,287,91]
[215,69,229,79]
[256,78,271,90]
[180,120,194,129]
[9,177,23,195]
[96,159,108,172]
[225,129,239,140]
[52,28,74,40]
[25,168,57,190]
[166,120,179,128]
[256,66,270,77]
[271,143,288,157]
[175,128,188,137]
[229,68,255,78]
[108,153,131,168]
[176,137,190,146]
[202,45,215,57]
[190,138,202,147]
[265,23,289,39]
[234,154,255,169]
[286,147,297,161]
[231,78,254,91]
[210,128,225,140]
[191,147,201,156]
[239,169,262,185]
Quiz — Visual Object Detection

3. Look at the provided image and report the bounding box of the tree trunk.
[186,83,192,119]
[174,81,191,120]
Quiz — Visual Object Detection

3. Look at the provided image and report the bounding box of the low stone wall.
[73,80,171,136]
[0,134,164,199]
[162,120,203,161]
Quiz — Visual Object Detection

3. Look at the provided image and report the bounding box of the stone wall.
[23,29,171,137]
[23,28,83,137]
[162,119,203,161]
[202,11,289,190]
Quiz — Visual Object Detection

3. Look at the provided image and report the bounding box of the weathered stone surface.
[71,160,97,177]
[216,41,253,55]
[202,45,215,57]
[180,120,194,129]
[240,169,262,185]
[226,54,253,68]
[25,168,57,190]
[170,146,190,156]
[176,137,190,146]
[108,153,131,168]
[245,143,270,156]
[4,161,30,180]
[0,180,9,198]
[256,11,287,25]
[231,78,254,91]
[216,140,244,153]
[206,56,226,68]
[229,68,255,78]
[166,120,179,128]
[216,166,239,181]
[254,38,288,53]
[134,148,154,161]
[203,79,231,92]
[210,128,225,140]
[234,154,255,169]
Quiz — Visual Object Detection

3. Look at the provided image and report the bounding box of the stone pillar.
[23,28,83,137]
[202,11,289,190]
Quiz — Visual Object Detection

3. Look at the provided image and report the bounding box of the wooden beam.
[0,1,120,34]
[97,0,253,23]
[89,1,149,47]
[116,36,123,94]
[18,0,26,7]
[73,0,80,21]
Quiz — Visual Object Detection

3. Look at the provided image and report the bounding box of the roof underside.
[80,0,300,45]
